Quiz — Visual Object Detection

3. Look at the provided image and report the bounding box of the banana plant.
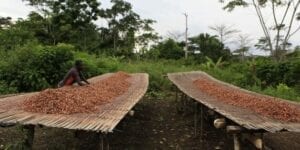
[204,56,224,69]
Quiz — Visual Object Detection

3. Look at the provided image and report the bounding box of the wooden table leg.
[200,104,203,149]
[233,134,241,150]
[99,133,104,150]
[23,125,35,150]
[105,134,110,150]
[194,101,198,136]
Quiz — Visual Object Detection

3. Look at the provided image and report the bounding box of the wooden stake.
[175,87,178,103]
[200,104,203,148]
[106,134,110,150]
[180,92,185,112]
[233,134,241,150]
[226,126,242,150]
[242,133,263,150]
[194,101,198,136]
[23,125,35,150]
[175,88,181,112]
[101,134,104,150]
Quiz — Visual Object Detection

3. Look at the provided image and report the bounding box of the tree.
[135,19,160,53]
[0,16,12,29]
[154,38,184,59]
[0,18,36,51]
[166,30,185,41]
[220,0,300,61]
[21,0,157,56]
[209,24,240,44]
[234,34,253,61]
[103,0,158,56]
[23,0,102,46]
[189,33,231,62]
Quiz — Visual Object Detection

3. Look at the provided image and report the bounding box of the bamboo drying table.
[0,73,149,149]
[168,71,300,150]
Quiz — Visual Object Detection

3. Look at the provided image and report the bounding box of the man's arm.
[74,71,85,86]
[79,71,89,84]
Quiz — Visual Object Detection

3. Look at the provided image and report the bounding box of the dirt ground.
[0,92,300,150]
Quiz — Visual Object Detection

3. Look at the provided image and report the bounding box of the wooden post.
[200,104,203,148]
[105,134,110,150]
[260,133,264,150]
[227,126,242,150]
[242,133,263,150]
[183,95,188,112]
[98,133,110,150]
[23,125,35,150]
[98,133,104,150]
[180,92,185,112]
[175,87,180,112]
[194,101,198,136]
[233,134,241,150]
[175,87,178,103]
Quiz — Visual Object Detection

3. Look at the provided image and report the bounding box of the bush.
[256,60,300,87]
[96,56,121,74]
[36,43,75,85]
[74,52,101,77]
[0,43,74,92]
[74,53,121,77]
[154,39,184,60]
[0,81,17,94]
[203,58,300,102]
[262,84,300,102]
[118,59,200,97]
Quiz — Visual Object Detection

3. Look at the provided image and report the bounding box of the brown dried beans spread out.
[193,77,300,122]
[23,71,131,114]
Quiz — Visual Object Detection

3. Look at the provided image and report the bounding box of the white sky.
[0,0,300,55]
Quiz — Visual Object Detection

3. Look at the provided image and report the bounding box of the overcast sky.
[1,0,300,55]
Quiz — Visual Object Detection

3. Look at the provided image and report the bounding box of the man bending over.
[58,60,89,87]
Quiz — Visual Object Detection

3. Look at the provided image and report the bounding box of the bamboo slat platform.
[0,73,148,133]
[168,71,300,133]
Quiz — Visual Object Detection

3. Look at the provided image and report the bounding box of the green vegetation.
[202,58,300,102]
[0,0,299,103]
[2,44,299,102]
[1,1,300,150]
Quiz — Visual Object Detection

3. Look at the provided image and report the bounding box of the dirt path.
[0,93,300,150]
[109,93,232,150]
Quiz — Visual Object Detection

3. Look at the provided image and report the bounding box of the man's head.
[75,60,84,70]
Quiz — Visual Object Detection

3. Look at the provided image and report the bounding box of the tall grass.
[201,63,300,102]
[118,59,200,97]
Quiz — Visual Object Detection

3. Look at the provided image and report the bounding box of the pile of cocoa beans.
[194,78,300,122]
[23,72,131,114]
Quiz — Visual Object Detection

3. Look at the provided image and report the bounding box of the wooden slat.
[168,71,300,133]
[0,73,149,133]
